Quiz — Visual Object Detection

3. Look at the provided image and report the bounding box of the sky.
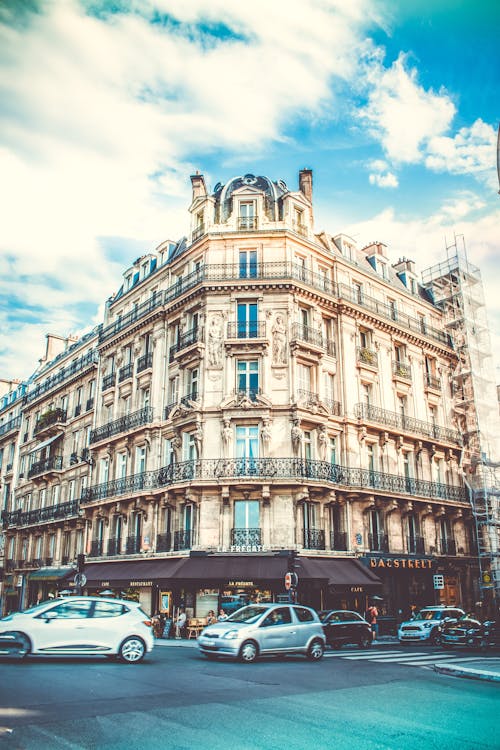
[1,0,499,384]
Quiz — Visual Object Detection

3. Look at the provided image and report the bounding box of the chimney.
[191,172,207,201]
[299,169,313,226]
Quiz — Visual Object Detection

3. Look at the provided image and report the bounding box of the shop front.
[296,557,382,614]
[26,566,76,608]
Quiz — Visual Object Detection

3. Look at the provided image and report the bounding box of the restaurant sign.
[368,558,434,569]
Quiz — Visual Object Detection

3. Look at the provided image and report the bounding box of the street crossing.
[323,647,489,670]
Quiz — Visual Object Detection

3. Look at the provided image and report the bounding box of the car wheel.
[430,630,441,645]
[119,636,146,664]
[307,639,324,661]
[13,632,31,659]
[239,640,258,663]
[359,634,371,649]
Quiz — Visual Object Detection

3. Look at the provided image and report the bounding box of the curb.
[434,664,500,683]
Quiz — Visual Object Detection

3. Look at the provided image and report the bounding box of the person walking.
[366,603,379,641]
[175,608,186,639]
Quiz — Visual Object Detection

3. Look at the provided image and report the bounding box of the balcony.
[227,321,266,339]
[0,415,21,437]
[192,223,205,242]
[90,406,153,444]
[331,531,348,551]
[357,347,378,368]
[125,536,142,554]
[291,323,324,350]
[303,528,326,550]
[425,374,441,391]
[81,458,467,504]
[393,361,412,381]
[74,404,82,418]
[180,391,199,407]
[90,540,104,557]
[99,293,164,344]
[137,352,153,373]
[156,532,172,552]
[292,221,307,237]
[86,397,94,411]
[4,559,15,572]
[407,536,426,555]
[234,388,260,403]
[174,530,192,551]
[25,349,98,405]
[107,537,122,556]
[238,216,258,231]
[102,372,116,391]
[355,403,461,444]
[28,455,63,479]
[118,363,134,382]
[440,538,457,556]
[169,327,202,360]
[34,408,67,436]
[369,533,389,552]
[230,528,262,548]
[4,499,79,528]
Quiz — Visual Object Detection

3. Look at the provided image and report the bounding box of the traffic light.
[76,553,85,573]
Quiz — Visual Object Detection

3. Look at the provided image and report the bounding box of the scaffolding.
[422,238,500,612]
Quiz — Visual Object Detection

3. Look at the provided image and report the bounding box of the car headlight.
[423,622,433,628]
[222,629,239,640]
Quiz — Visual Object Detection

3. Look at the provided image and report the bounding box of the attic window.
[238,201,256,230]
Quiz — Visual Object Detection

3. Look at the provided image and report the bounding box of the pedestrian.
[217,608,228,621]
[206,609,217,625]
[365,603,379,641]
[175,608,186,639]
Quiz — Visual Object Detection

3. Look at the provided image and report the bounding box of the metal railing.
[0,416,21,436]
[355,403,461,444]
[192,224,205,241]
[99,294,164,343]
[4,499,79,528]
[28,455,63,478]
[125,536,141,554]
[291,323,324,348]
[234,388,260,402]
[393,361,412,380]
[169,327,201,359]
[303,528,326,550]
[34,408,67,435]
[440,538,457,556]
[81,458,467,504]
[118,363,134,382]
[238,216,258,230]
[231,528,262,547]
[90,406,153,444]
[86,397,94,411]
[227,321,266,339]
[107,537,122,556]
[24,350,98,404]
[137,352,153,373]
[156,532,172,552]
[102,373,116,391]
[330,531,348,551]
[407,535,426,554]
[357,346,378,367]
[90,540,104,557]
[174,530,193,551]
[369,533,389,552]
[425,374,441,390]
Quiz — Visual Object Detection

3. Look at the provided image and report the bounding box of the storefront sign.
[129,580,153,587]
[227,580,254,587]
[368,558,433,569]
[229,545,264,553]
[350,586,364,593]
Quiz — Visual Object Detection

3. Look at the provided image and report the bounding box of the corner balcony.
[28,455,63,479]
[90,406,153,444]
[227,321,266,339]
[355,403,461,444]
[34,408,67,437]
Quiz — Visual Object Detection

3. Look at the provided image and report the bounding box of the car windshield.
[414,610,440,621]
[226,605,269,623]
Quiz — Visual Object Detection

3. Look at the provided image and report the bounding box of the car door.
[88,600,129,651]
[258,607,295,653]
[32,599,93,652]
[342,611,365,644]
[323,612,344,644]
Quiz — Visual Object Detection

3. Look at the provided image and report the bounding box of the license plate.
[203,643,217,649]
[446,635,460,641]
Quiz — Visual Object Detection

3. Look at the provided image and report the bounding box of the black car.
[440,617,482,648]
[319,610,372,649]
[465,620,499,650]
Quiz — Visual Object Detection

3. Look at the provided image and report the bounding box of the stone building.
[1,170,480,624]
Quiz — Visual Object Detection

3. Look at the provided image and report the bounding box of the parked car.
[319,610,372,649]
[465,620,499,650]
[0,596,154,663]
[440,616,482,648]
[198,603,325,662]
[220,595,249,616]
[398,606,464,644]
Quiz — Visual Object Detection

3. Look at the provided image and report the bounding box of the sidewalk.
[434,658,500,683]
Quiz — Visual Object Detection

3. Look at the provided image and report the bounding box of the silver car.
[198,603,325,662]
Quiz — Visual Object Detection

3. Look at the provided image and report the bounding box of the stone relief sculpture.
[207,315,223,368]
[271,314,287,366]
[317,425,328,461]
[261,419,272,453]
[291,419,303,455]
[194,422,203,457]
[221,419,232,450]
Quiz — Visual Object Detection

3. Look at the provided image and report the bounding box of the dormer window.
[293,207,306,236]
[193,211,204,241]
[239,201,256,230]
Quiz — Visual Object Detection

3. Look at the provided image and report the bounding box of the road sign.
[284,572,292,591]
[482,571,491,584]
[433,574,444,590]
[74,573,87,587]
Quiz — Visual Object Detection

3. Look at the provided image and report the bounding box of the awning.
[28,433,63,454]
[28,566,74,582]
[84,558,186,585]
[298,558,381,589]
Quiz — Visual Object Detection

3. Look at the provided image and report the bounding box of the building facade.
[1,169,484,625]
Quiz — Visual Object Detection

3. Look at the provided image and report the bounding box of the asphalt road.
[0,645,497,750]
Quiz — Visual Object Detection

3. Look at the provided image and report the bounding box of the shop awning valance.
[298,558,381,588]
[28,566,74,581]
[27,432,64,454]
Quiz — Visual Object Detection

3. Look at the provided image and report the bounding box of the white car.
[398,606,464,644]
[0,596,154,663]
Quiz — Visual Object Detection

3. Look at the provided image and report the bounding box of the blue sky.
[1,0,499,381]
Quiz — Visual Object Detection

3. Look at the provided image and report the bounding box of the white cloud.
[369,171,398,188]
[426,119,497,185]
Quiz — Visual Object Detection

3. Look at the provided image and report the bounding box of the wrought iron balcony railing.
[440,538,457,556]
[99,293,164,343]
[126,536,142,554]
[322,397,342,416]
[238,216,258,230]
[156,532,172,552]
[227,321,266,339]
[81,458,467,504]
[118,363,134,382]
[407,535,426,555]
[369,533,389,552]
[74,404,82,418]
[90,540,104,557]
[0,415,21,436]
[34,408,67,435]
[4,499,79,528]
[234,388,260,402]
[292,222,307,237]
[174,530,193,551]
[231,528,262,547]
[357,346,378,367]
[325,340,336,358]
[192,223,205,241]
[28,455,63,478]
[90,406,153,444]
[24,350,98,404]
[102,372,116,391]
[169,327,201,359]
[180,391,199,407]
[330,531,348,551]
[86,397,94,411]
[303,528,326,550]
[107,537,122,556]
[425,374,441,390]
[137,352,153,373]
[291,323,324,348]
[393,361,412,380]
[355,402,461,444]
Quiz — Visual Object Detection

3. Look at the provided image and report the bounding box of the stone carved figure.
[291,420,303,454]
[193,422,203,457]
[317,425,328,461]
[272,314,287,366]
[171,434,182,461]
[207,316,223,368]
[221,419,232,449]
[261,419,272,453]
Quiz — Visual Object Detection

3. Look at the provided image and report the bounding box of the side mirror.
[44,611,58,622]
